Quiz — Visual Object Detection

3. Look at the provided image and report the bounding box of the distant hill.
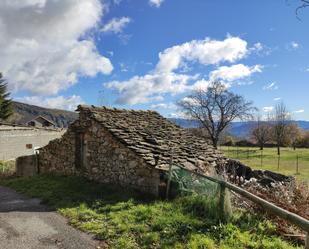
[5,101,78,128]
[169,118,309,138]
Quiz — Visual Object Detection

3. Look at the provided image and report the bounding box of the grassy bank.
[0,175,302,249]
[220,146,309,181]
[0,160,15,178]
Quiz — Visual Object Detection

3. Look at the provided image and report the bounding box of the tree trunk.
[277,145,280,156]
[212,138,218,149]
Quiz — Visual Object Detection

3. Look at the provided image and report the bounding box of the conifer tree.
[0,73,13,120]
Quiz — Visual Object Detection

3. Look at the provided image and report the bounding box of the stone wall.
[0,125,65,160]
[16,155,38,177]
[39,120,161,196]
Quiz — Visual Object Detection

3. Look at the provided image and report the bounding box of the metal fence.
[222,146,309,176]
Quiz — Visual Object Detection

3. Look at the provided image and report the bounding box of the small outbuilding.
[27,116,56,129]
[38,105,225,196]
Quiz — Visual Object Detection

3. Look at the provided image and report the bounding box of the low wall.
[0,125,65,160]
[16,155,38,177]
[39,120,161,196]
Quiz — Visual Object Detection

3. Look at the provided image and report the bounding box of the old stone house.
[38,105,225,196]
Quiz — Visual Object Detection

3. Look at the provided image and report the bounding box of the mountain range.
[5,101,78,128]
[169,118,309,138]
[3,102,309,137]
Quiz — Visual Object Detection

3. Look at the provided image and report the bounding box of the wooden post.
[277,155,280,170]
[165,155,173,199]
[219,183,226,221]
[35,151,39,174]
[306,233,309,249]
[218,182,231,222]
[260,150,263,168]
[296,154,299,175]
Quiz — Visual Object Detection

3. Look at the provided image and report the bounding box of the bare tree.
[251,116,272,150]
[272,102,290,155]
[178,81,256,149]
[286,123,303,150]
[296,0,309,18]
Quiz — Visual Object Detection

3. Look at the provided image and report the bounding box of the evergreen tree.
[0,73,13,120]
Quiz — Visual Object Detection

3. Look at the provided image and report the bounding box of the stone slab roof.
[77,105,225,173]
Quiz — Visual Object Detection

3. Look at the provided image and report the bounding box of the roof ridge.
[77,104,159,114]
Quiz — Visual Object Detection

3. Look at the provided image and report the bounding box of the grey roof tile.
[77,105,225,173]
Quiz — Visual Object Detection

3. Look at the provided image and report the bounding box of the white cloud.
[16,95,84,111]
[250,42,272,56]
[119,62,129,72]
[209,64,262,82]
[181,96,200,106]
[263,82,278,91]
[106,36,259,105]
[291,41,299,49]
[294,109,304,113]
[149,0,165,7]
[0,0,113,95]
[287,41,300,50]
[263,106,274,112]
[191,79,211,91]
[253,42,263,51]
[101,17,131,34]
[151,102,176,109]
[156,36,248,73]
[113,0,123,5]
[107,72,197,105]
[273,97,281,101]
[305,68,309,72]
[168,111,189,119]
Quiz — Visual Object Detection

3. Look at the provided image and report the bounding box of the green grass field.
[219,146,309,182]
[0,175,302,249]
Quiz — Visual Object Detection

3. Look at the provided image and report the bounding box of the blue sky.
[1,0,309,120]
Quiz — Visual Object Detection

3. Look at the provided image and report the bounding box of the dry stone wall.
[39,120,161,196]
[39,127,76,175]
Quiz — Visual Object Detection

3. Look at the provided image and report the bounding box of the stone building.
[0,123,65,160]
[27,115,56,129]
[39,105,225,196]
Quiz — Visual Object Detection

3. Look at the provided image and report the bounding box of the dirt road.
[0,186,99,249]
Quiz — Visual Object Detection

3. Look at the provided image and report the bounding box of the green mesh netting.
[167,165,232,221]
[169,165,220,197]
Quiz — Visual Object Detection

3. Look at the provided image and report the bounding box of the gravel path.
[0,186,99,249]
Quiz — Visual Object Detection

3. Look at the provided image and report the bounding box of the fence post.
[277,155,280,170]
[296,154,299,175]
[35,151,40,174]
[260,150,263,168]
[218,182,231,222]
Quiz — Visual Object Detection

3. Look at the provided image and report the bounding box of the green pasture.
[220,146,309,182]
